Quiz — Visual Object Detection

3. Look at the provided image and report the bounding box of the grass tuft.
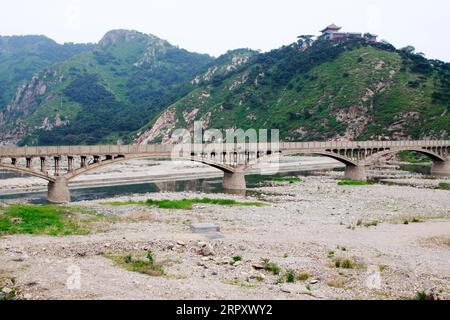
[438,182,450,190]
[415,291,428,300]
[338,180,372,186]
[297,272,310,281]
[261,258,281,275]
[146,198,265,210]
[108,251,164,277]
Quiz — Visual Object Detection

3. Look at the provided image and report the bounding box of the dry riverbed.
[0,172,449,300]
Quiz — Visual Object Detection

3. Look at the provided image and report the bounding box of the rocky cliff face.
[0,70,58,145]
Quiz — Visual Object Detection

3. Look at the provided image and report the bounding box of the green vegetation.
[0,276,17,301]
[285,269,296,283]
[8,30,213,146]
[139,39,449,143]
[145,198,264,210]
[296,272,310,281]
[415,291,428,300]
[255,274,265,282]
[438,182,450,190]
[261,258,281,275]
[398,151,430,163]
[0,204,99,236]
[364,220,380,227]
[328,248,364,270]
[338,179,372,186]
[403,217,422,225]
[3,32,450,145]
[272,177,303,183]
[0,35,93,112]
[101,197,264,210]
[108,251,164,277]
[230,256,243,265]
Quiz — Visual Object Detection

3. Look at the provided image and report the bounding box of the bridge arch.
[0,163,55,182]
[282,151,359,166]
[64,154,237,181]
[366,147,447,163]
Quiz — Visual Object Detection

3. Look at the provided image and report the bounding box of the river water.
[0,169,322,204]
[0,163,433,204]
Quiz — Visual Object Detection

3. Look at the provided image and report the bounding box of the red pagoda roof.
[321,23,342,32]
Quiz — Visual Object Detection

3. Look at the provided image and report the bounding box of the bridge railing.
[0,140,449,157]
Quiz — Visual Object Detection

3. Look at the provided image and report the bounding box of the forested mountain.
[0,35,93,112]
[0,30,448,146]
[0,30,213,145]
[136,39,450,143]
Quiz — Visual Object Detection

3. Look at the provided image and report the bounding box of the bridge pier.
[47,177,71,204]
[222,170,246,191]
[344,164,367,181]
[431,160,450,177]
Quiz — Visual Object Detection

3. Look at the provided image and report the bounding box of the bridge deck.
[0,140,449,157]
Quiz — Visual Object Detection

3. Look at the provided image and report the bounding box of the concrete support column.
[431,160,450,177]
[26,158,32,169]
[81,156,87,168]
[344,164,367,181]
[40,157,47,173]
[54,156,60,176]
[67,156,74,172]
[222,170,246,191]
[47,177,71,204]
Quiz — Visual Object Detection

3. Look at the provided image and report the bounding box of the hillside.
[0,30,213,145]
[0,35,93,112]
[136,39,450,143]
[0,32,448,146]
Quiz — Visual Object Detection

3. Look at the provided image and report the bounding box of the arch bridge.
[0,140,449,203]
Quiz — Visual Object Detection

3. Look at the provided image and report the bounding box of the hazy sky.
[1,0,449,61]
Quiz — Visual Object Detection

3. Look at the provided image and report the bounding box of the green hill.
[1,32,448,146]
[136,39,449,143]
[0,35,93,112]
[0,30,213,145]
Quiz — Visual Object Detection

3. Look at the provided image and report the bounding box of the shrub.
[415,291,427,300]
[438,183,450,190]
[297,272,310,281]
[261,259,281,275]
[110,252,164,277]
[285,269,296,283]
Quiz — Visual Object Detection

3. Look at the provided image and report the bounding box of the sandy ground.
[0,169,449,300]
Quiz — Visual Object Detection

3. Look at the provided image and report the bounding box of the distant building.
[319,23,377,42]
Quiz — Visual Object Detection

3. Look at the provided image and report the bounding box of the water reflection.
[0,170,31,179]
[0,170,316,204]
[1,166,431,204]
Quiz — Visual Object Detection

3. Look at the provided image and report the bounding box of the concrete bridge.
[0,140,449,203]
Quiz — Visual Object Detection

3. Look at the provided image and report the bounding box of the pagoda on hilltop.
[320,23,342,40]
[319,23,377,42]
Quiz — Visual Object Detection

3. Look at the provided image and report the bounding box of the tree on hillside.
[297,35,315,48]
